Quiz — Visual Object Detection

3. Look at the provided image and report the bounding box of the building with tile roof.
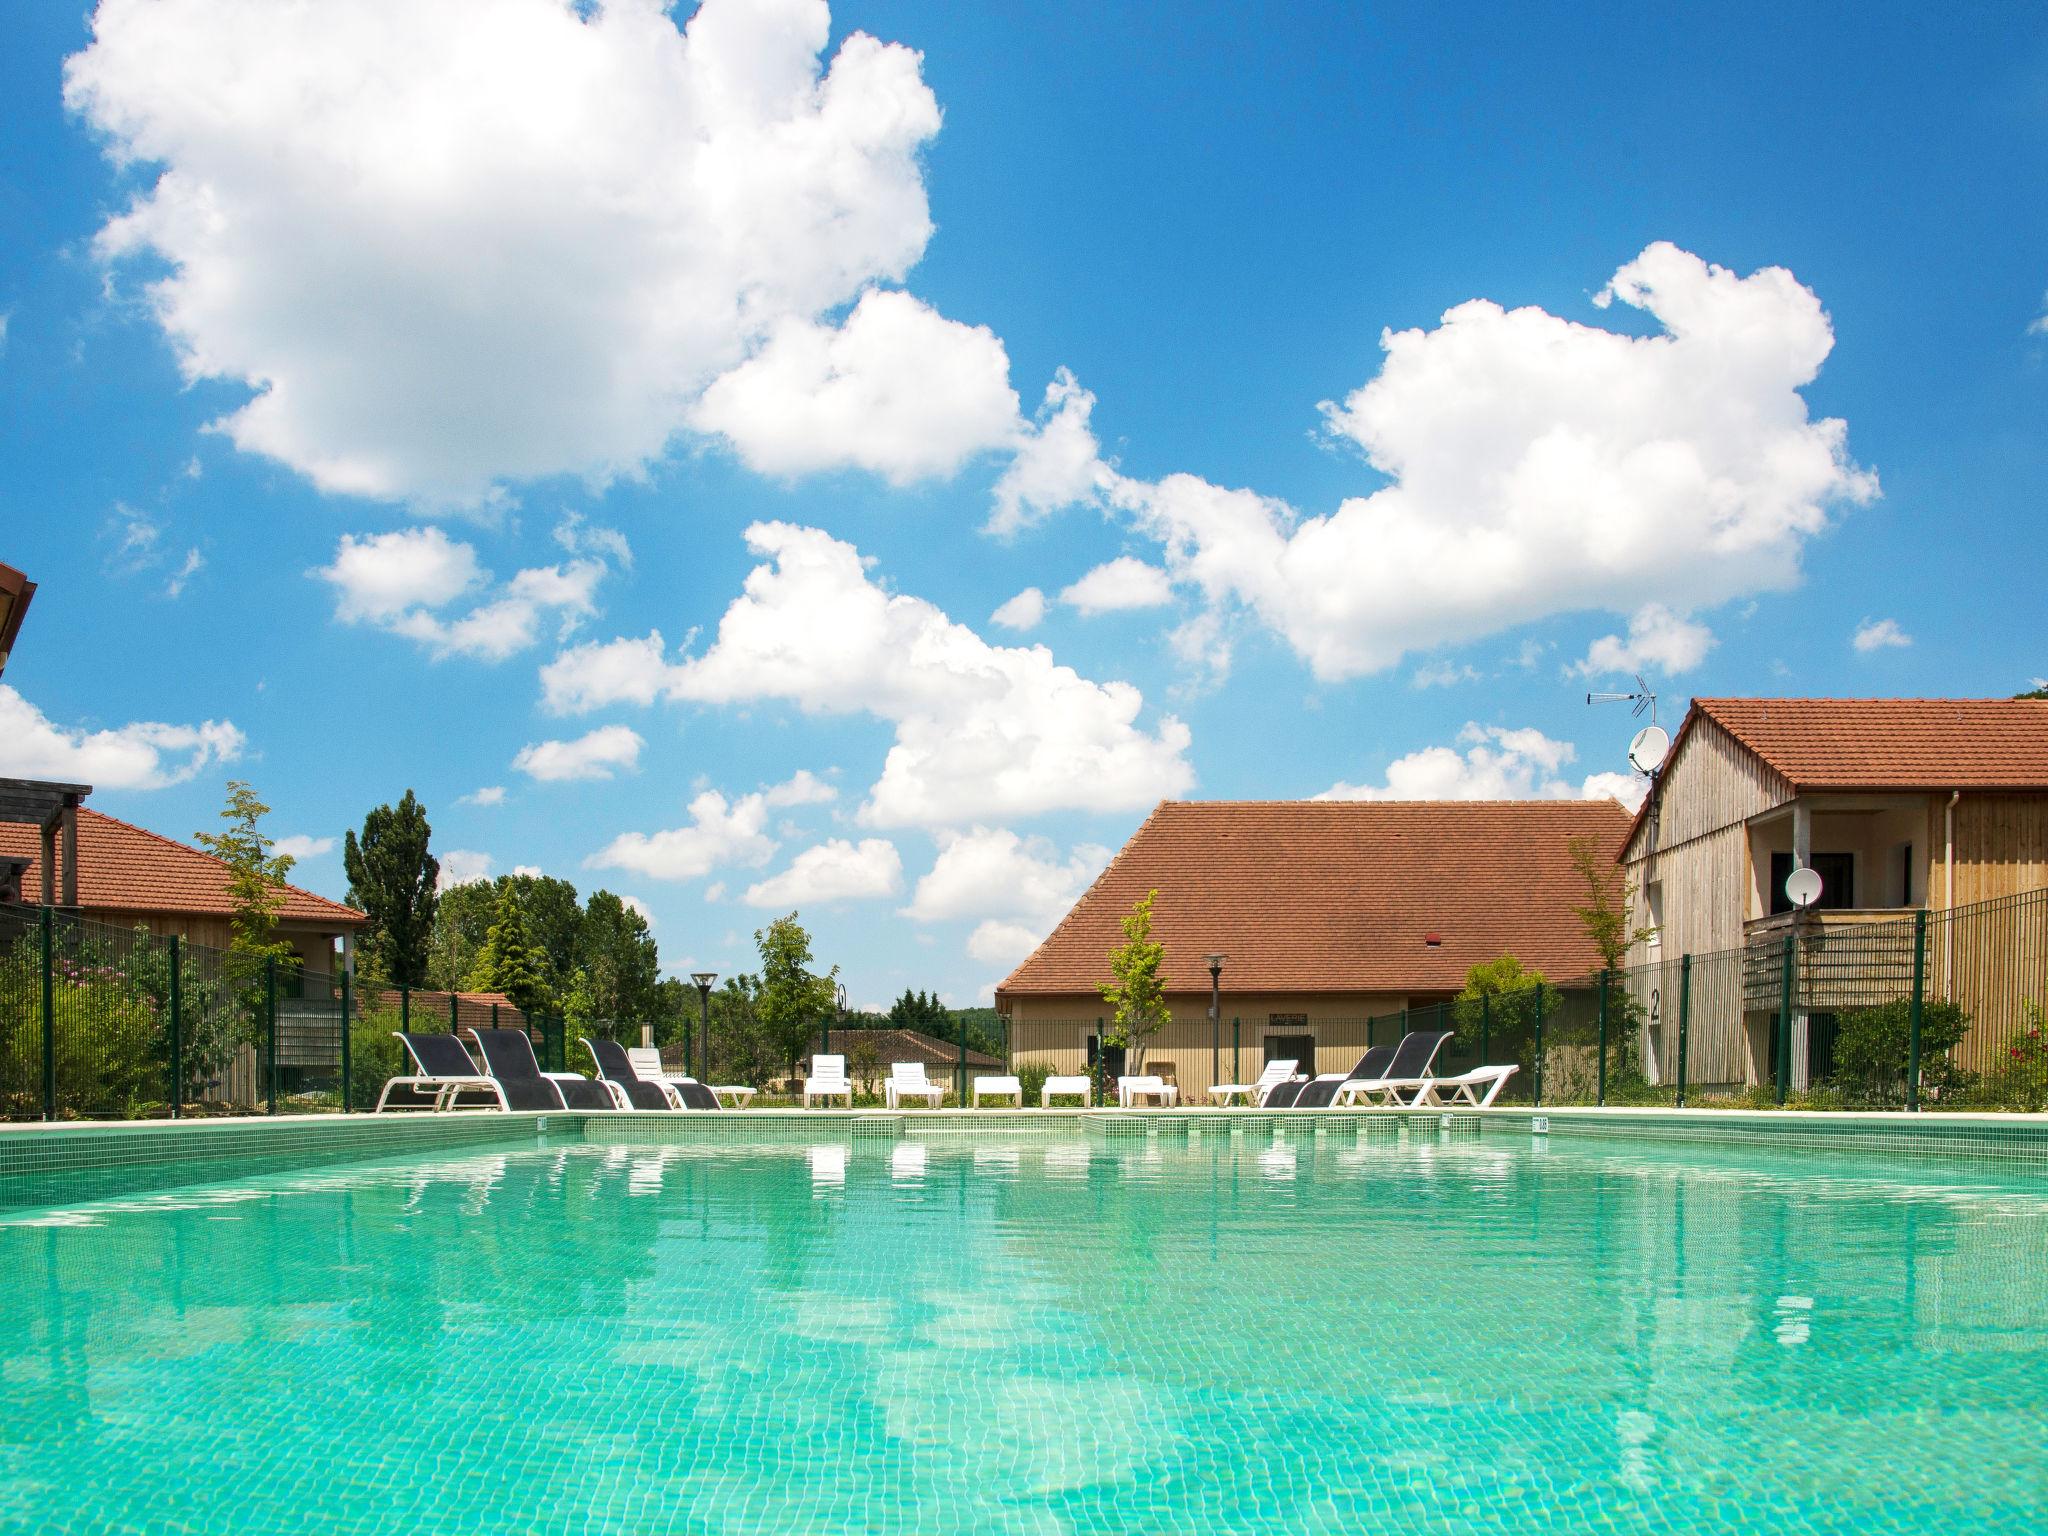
[997,798,1631,1101]
[1622,696,2048,1093]
[0,805,366,973]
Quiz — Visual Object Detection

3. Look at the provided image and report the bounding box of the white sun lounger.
[805,1053,852,1108]
[1210,1058,1297,1106]
[972,1074,1023,1106]
[1410,1063,1520,1108]
[1041,1074,1091,1107]
[884,1060,945,1109]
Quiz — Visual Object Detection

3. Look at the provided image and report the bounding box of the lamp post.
[691,971,716,1081]
[1205,953,1227,1096]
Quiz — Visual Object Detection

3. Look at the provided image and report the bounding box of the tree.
[342,790,439,985]
[1099,888,1169,1073]
[427,879,498,992]
[470,883,551,1017]
[1568,835,1651,975]
[575,890,659,1027]
[1451,953,1558,1057]
[753,913,839,1079]
[194,780,297,974]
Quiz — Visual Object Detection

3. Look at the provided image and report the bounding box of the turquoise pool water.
[2,1127,2046,1534]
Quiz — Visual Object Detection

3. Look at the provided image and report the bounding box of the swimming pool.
[2,1122,2045,1534]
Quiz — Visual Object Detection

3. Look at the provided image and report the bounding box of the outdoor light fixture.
[0,563,35,680]
[692,971,717,1081]
[1205,953,1227,1091]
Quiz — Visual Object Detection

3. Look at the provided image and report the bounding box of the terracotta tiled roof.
[998,799,1629,999]
[0,807,365,926]
[1692,697,2048,791]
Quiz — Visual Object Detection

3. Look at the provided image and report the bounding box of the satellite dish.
[1784,866,1824,910]
[1627,724,1670,775]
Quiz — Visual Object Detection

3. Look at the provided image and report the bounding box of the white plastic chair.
[972,1074,1023,1106]
[1117,1074,1178,1108]
[1041,1074,1091,1107]
[630,1045,757,1108]
[1209,1059,1297,1106]
[884,1060,944,1109]
[804,1054,852,1108]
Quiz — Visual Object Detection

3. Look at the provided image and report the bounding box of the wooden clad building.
[1622,697,2048,1087]
[996,798,1630,1101]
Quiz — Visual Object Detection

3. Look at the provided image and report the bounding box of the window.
[1770,851,1855,914]
[1265,1029,1315,1073]
[1645,881,1664,948]
[1896,842,1915,907]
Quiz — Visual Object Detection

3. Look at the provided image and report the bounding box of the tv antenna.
[1585,673,1658,726]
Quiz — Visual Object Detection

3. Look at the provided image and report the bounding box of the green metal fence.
[1350,885,2048,1111]
[0,903,588,1121]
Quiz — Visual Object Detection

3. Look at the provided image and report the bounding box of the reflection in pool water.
[2,1130,2046,1534]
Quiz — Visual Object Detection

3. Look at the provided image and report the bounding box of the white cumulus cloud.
[966,919,1043,967]
[0,686,244,789]
[1852,617,1912,653]
[1318,723,1644,810]
[987,370,1106,536]
[66,0,959,508]
[743,836,902,907]
[459,786,507,807]
[588,789,777,882]
[512,724,643,782]
[437,849,494,889]
[763,769,838,807]
[691,289,1021,483]
[904,826,1109,924]
[1059,557,1174,616]
[990,588,1047,632]
[1109,243,1876,680]
[272,834,334,861]
[1571,603,1716,678]
[541,522,1194,828]
[317,527,608,661]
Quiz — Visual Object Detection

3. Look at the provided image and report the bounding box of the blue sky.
[4,0,2045,1006]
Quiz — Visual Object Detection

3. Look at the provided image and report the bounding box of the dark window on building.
[1770,851,1855,914]
[1265,1032,1315,1071]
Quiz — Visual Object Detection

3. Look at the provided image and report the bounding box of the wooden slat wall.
[1627,719,1792,862]
[1942,795,2048,906]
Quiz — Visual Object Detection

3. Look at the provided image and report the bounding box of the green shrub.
[1016,1061,1051,1106]
[1829,998,1972,1105]
[349,1003,406,1104]
[1969,1002,2048,1111]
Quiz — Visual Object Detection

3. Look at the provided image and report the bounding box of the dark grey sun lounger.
[1293,1045,1396,1109]
[377,1031,493,1111]
[1338,1030,1455,1105]
[469,1027,615,1110]
[583,1037,677,1111]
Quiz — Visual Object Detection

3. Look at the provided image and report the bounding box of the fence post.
[1532,985,1546,1107]
[168,935,183,1120]
[340,965,353,1114]
[265,956,279,1116]
[40,906,55,1120]
[1479,993,1490,1066]
[957,1010,967,1103]
[491,1002,500,1030]
[449,992,459,1034]
[400,985,410,1034]
[1676,953,1691,1109]
[1232,1016,1240,1086]
[1908,908,1927,1111]
[1776,933,1795,1107]
[1094,1016,1105,1107]
[1596,969,1610,1106]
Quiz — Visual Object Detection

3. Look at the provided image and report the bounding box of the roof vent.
[1424,932,1443,947]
